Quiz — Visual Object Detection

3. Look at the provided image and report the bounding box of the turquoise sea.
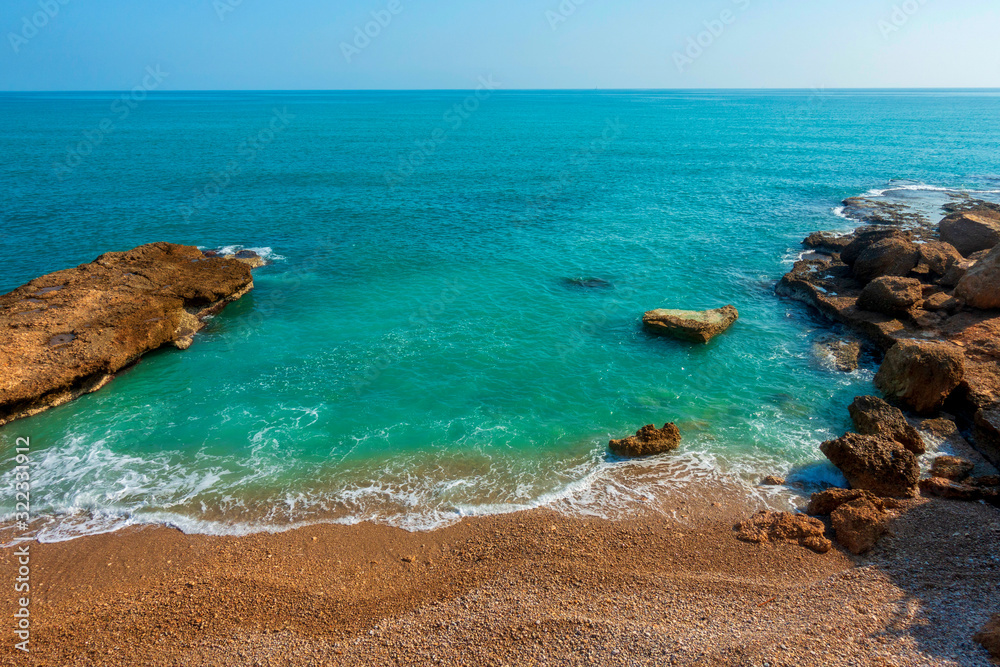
[3,90,1000,540]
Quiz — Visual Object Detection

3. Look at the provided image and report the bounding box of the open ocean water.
[2,89,1000,541]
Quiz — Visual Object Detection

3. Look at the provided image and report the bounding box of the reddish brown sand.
[1,493,998,666]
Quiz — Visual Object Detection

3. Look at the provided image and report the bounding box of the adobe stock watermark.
[11,437,32,653]
[52,65,170,181]
[546,0,588,31]
[878,0,929,39]
[673,0,751,73]
[7,0,71,54]
[341,0,404,63]
[179,107,295,221]
[383,75,501,189]
[213,0,246,22]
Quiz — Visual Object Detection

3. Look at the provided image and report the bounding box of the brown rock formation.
[956,244,1000,310]
[806,488,900,516]
[734,511,832,554]
[0,243,254,426]
[642,305,738,344]
[830,497,889,555]
[856,276,923,317]
[919,477,987,502]
[917,241,966,286]
[847,395,926,455]
[874,339,965,414]
[852,238,920,284]
[930,455,975,481]
[820,433,920,498]
[609,423,681,458]
[813,334,862,372]
[940,210,1000,257]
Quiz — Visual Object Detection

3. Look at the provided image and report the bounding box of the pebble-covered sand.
[1,493,998,666]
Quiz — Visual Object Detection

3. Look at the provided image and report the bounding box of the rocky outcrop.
[642,306,738,344]
[919,477,985,501]
[806,488,900,516]
[930,455,974,481]
[939,210,1000,257]
[735,511,832,554]
[847,395,925,455]
[873,340,965,414]
[956,244,1000,309]
[820,433,920,498]
[975,615,1000,661]
[609,423,681,457]
[852,238,920,284]
[830,497,889,555]
[973,406,1000,468]
[0,243,254,426]
[917,241,965,286]
[803,231,852,255]
[856,276,922,317]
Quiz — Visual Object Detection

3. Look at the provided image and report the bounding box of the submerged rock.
[939,210,1000,257]
[848,395,925,455]
[642,305,739,344]
[874,339,965,414]
[956,244,1000,309]
[813,334,862,372]
[562,277,613,290]
[760,475,785,486]
[820,433,920,498]
[735,511,832,554]
[0,243,254,426]
[609,423,681,458]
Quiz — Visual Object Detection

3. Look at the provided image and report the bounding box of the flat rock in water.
[642,305,738,344]
[0,242,254,426]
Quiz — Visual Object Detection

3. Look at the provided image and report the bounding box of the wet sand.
[2,489,998,666]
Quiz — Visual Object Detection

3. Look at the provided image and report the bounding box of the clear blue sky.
[1,0,998,90]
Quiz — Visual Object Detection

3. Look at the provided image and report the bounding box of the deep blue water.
[2,90,1000,540]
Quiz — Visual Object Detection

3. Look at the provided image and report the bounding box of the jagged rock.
[735,511,832,554]
[856,276,923,317]
[975,614,1000,660]
[970,475,1000,487]
[874,339,965,414]
[609,423,681,457]
[642,305,738,344]
[956,244,1000,310]
[919,477,984,501]
[806,488,901,516]
[820,433,920,498]
[918,241,965,285]
[803,231,853,255]
[940,210,1000,257]
[830,497,889,555]
[813,334,862,372]
[0,243,254,426]
[922,291,961,312]
[847,395,925,455]
[760,475,785,486]
[841,228,911,266]
[852,238,921,284]
[930,455,975,481]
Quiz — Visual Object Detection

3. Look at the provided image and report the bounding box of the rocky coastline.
[0,243,260,426]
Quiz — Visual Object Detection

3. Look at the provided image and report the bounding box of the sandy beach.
[3,487,998,667]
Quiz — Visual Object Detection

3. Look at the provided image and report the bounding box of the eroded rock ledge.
[777,206,1000,468]
[0,243,255,426]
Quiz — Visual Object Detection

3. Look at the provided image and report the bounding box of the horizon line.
[2,87,1000,94]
